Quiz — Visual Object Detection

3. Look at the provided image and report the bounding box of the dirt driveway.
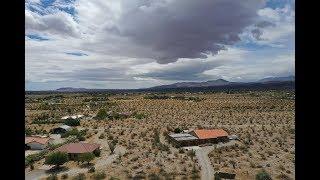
[195,140,236,180]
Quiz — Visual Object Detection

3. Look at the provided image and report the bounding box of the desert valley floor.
[25,90,295,180]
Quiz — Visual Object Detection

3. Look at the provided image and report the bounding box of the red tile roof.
[25,136,52,145]
[192,129,228,139]
[56,143,100,154]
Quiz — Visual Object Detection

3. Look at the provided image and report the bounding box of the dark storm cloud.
[107,0,265,63]
[138,60,225,81]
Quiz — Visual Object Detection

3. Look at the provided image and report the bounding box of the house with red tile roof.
[190,129,229,144]
[55,142,101,160]
[25,136,53,150]
[168,129,230,147]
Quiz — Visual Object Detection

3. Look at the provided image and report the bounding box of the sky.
[25,0,295,90]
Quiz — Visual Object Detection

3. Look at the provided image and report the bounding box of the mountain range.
[51,76,294,93]
[150,76,294,89]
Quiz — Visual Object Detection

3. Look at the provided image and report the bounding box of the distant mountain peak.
[206,79,229,83]
[56,87,88,92]
[258,75,295,83]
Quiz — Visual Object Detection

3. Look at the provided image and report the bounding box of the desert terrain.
[25,90,295,179]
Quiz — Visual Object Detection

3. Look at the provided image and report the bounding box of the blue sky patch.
[27,0,76,16]
[40,0,55,8]
[26,34,50,41]
[266,0,293,9]
[65,52,88,56]
[58,6,76,16]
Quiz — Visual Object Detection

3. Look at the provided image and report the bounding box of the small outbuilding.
[55,142,101,160]
[61,115,84,120]
[168,133,198,147]
[228,135,239,140]
[52,125,72,134]
[25,136,53,150]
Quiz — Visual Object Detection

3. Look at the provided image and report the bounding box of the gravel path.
[196,148,215,180]
[195,141,237,180]
[25,169,46,180]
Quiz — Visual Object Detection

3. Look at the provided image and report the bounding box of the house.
[55,142,101,160]
[52,125,72,134]
[61,116,70,120]
[71,115,84,119]
[168,129,230,147]
[190,129,229,144]
[228,134,239,140]
[168,133,198,147]
[61,114,84,120]
[25,136,53,150]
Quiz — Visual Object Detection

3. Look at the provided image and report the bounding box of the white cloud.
[25,0,295,90]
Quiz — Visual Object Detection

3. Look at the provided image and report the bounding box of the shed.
[168,133,198,147]
[52,125,72,134]
[228,135,239,140]
[25,136,53,150]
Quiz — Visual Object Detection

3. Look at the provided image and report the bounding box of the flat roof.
[169,133,198,141]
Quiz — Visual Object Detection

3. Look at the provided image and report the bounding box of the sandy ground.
[25,150,41,157]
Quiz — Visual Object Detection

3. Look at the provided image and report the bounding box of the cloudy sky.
[25,0,295,90]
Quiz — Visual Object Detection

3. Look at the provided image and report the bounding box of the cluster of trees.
[83,97,109,102]
[31,114,59,125]
[174,127,183,133]
[95,109,108,120]
[64,118,80,126]
[25,150,49,167]
[144,95,170,99]
[95,109,138,120]
[255,170,272,180]
[144,94,203,101]
[60,128,87,141]
[45,151,100,167]
[26,127,49,136]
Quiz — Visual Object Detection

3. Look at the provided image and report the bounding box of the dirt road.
[195,140,236,180]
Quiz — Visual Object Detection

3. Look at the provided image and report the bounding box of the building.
[52,125,72,134]
[190,129,229,144]
[169,129,230,147]
[55,142,101,160]
[25,136,53,150]
[228,135,239,140]
[168,133,199,147]
[61,114,84,120]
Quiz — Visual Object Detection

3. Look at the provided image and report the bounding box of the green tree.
[256,170,272,180]
[174,128,182,133]
[134,113,146,119]
[92,172,106,180]
[46,174,58,180]
[187,150,196,160]
[45,152,69,168]
[95,109,108,120]
[78,153,95,165]
[109,140,117,154]
[64,118,80,126]
[26,128,33,135]
[93,149,101,157]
